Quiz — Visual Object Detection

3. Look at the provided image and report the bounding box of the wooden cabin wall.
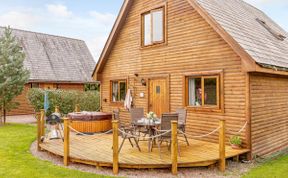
[250,73,288,156]
[8,83,84,116]
[98,0,248,145]
[7,84,35,116]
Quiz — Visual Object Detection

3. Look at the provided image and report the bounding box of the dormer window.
[141,7,166,47]
[256,18,286,41]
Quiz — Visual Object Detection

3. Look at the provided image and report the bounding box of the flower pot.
[231,144,241,149]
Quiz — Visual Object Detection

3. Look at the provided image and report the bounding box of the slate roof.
[0,27,95,83]
[195,0,288,69]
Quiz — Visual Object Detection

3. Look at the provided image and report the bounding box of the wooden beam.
[40,109,45,138]
[219,119,226,172]
[55,106,60,113]
[171,121,178,175]
[63,118,70,166]
[75,104,80,112]
[245,73,252,160]
[36,112,41,151]
[112,120,119,175]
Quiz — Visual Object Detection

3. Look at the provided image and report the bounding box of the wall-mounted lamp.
[141,78,146,86]
[103,98,107,102]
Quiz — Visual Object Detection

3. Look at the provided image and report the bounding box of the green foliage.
[0,124,110,178]
[229,135,242,145]
[84,83,100,91]
[0,27,30,119]
[27,89,100,116]
[243,154,288,178]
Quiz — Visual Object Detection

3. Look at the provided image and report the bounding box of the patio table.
[133,118,161,152]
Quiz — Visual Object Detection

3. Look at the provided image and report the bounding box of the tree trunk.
[3,108,6,124]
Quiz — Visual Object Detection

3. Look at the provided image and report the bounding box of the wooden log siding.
[98,0,248,145]
[250,73,288,156]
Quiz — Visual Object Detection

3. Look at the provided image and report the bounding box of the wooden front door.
[149,78,169,117]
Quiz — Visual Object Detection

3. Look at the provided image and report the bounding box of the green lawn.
[243,154,288,178]
[0,124,111,178]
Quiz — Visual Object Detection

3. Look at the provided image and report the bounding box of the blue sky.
[0,0,287,61]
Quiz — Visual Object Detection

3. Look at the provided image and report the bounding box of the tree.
[0,27,29,124]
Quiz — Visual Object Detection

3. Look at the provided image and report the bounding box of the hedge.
[27,89,100,116]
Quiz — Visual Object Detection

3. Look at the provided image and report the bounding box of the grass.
[0,124,111,178]
[243,154,288,178]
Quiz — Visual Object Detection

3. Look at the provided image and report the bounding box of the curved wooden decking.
[40,133,249,169]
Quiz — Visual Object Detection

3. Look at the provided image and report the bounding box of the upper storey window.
[142,7,165,46]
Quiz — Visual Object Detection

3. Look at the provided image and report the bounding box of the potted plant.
[230,135,242,149]
[146,111,157,123]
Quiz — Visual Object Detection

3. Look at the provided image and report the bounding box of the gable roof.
[93,0,288,79]
[0,27,95,83]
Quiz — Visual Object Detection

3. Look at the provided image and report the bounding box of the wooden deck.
[40,132,249,169]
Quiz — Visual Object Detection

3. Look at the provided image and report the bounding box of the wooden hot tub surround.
[68,112,112,133]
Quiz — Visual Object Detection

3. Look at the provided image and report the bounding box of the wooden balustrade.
[171,121,178,175]
[63,117,70,166]
[112,120,119,175]
[219,119,226,172]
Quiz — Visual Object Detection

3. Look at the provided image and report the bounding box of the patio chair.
[176,108,189,146]
[152,113,180,158]
[130,108,148,138]
[113,109,141,153]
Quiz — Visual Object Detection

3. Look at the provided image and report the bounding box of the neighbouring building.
[93,0,288,157]
[0,27,95,115]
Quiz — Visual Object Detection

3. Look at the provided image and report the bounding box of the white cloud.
[0,10,40,29]
[46,4,72,18]
[89,11,116,25]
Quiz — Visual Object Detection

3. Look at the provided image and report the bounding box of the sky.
[0,0,287,61]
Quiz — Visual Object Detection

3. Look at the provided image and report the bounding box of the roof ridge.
[0,26,84,42]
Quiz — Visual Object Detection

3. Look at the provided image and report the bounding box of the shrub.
[27,89,100,116]
[230,135,242,145]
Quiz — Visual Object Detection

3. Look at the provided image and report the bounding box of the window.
[142,7,165,46]
[31,83,39,88]
[111,80,127,102]
[186,75,220,109]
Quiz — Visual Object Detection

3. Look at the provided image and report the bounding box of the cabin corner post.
[112,120,119,175]
[245,73,252,160]
[40,109,45,138]
[171,121,178,175]
[63,117,70,166]
[219,119,226,172]
[36,112,42,151]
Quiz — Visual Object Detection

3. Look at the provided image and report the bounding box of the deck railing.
[37,106,229,175]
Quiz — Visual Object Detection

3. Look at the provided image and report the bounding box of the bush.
[27,89,100,116]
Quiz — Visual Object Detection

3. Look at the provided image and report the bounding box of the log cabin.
[92,0,288,157]
[0,27,95,115]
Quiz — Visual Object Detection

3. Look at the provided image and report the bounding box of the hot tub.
[68,112,112,133]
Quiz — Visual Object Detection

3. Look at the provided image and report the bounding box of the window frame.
[110,79,127,104]
[183,70,223,113]
[141,5,166,47]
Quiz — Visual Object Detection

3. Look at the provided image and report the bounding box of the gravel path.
[30,141,255,178]
[6,115,36,124]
